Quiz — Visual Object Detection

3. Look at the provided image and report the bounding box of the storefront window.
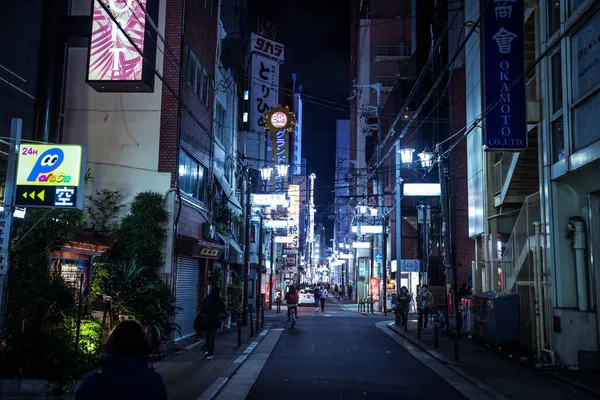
[50,258,89,294]
[552,116,565,161]
[571,11,600,151]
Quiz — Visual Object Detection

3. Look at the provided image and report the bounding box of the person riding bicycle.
[285,285,299,322]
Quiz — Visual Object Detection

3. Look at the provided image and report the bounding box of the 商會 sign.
[15,145,86,209]
[482,0,527,151]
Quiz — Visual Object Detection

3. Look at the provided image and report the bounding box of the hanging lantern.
[259,164,273,181]
[276,163,289,178]
[418,150,434,168]
[398,148,415,165]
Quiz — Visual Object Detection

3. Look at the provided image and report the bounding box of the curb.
[387,322,600,399]
[386,322,510,400]
[542,371,600,398]
[199,325,272,400]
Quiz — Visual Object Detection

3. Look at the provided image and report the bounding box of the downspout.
[532,221,543,361]
[567,217,588,312]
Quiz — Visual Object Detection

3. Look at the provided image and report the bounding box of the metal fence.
[493,152,516,195]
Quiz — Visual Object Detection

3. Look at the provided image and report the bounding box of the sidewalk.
[388,316,600,399]
[155,315,280,400]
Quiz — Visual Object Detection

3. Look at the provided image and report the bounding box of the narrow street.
[217,299,468,399]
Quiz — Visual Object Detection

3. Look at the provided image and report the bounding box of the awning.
[177,236,226,259]
[216,233,244,265]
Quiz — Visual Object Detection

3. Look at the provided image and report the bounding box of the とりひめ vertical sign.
[14,144,86,209]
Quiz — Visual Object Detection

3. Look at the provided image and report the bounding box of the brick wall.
[158,0,183,184]
[448,67,474,285]
[159,0,217,241]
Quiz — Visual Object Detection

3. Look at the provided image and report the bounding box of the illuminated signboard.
[287,184,300,249]
[251,193,287,206]
[403,183,441,197]
[250,33,285,62]
[86,0,159,92]
[15,145,86,209]
[264,219,288,229]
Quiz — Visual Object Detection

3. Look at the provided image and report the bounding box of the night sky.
[247,0,351,242]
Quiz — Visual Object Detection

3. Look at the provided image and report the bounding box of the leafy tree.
[1,208,86,383]
[92,192,178,342]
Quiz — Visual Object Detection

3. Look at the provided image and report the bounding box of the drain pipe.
[567,217,588,312]
[532,222,544,361]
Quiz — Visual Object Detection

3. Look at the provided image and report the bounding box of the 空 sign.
[86,0,159,92]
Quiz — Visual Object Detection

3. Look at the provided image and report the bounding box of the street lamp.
[259,164,273,181]
[418,150,434,168]
[275,163,289,178]
[369,207,378,217]
[358,205,368,215]
[398,148,415,165]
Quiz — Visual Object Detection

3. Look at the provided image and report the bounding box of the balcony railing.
[375,44,411,59]
[493,152,516,195]
[501,191,540,293]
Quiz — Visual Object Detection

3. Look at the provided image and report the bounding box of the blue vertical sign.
[482,0,527,151]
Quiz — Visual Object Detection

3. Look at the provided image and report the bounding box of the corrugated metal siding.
[175,257,199,340]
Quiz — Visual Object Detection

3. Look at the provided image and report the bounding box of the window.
[570,0,586,15]
[571,12,600,152]
[183,47,210,105]
[215,103,226,144]
[201,69,209,104]
[551,52,563,114]
[224,157,233,184]
[550,50,565,162]
[547,0,561,37]
[179,150,207,202]
[552,117,565,161]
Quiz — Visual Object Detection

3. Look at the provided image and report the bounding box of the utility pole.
[256,213,264,333]
[269,231,274,310]
[437,144,459,359]
[0,118,21,338]
[395,141,402,294]
[242,166,251,326]
[382,214,389,316]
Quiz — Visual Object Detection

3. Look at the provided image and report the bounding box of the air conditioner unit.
[202,223,215,240]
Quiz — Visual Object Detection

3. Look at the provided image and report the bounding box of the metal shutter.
[175,257,199,340]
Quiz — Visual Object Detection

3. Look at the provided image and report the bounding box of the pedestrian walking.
[333,284,339,298]
[195,286,226,360]
[319,284,328,312]
[416,285,434,328]
[313,284,320,312]
[75,320,168,400]
[396,286,411,329]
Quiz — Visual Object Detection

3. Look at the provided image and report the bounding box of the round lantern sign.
[270,111,288,129]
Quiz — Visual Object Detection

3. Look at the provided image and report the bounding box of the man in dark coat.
[196,286,226,360]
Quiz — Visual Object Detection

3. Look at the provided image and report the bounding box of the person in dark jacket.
[75,320,167,400]
[198,286,226,360]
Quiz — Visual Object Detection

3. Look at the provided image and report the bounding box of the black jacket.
[196,295,226,329]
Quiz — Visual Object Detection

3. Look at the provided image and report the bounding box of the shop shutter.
[175,257,199,340]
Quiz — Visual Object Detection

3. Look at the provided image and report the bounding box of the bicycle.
[428,306,447,330]
[289,305,298,328]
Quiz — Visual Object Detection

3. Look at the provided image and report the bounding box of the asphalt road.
[246,298,468,400]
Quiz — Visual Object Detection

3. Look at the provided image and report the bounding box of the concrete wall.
[63,0,173,272]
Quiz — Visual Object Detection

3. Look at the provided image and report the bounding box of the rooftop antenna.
[292,73,297,93]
